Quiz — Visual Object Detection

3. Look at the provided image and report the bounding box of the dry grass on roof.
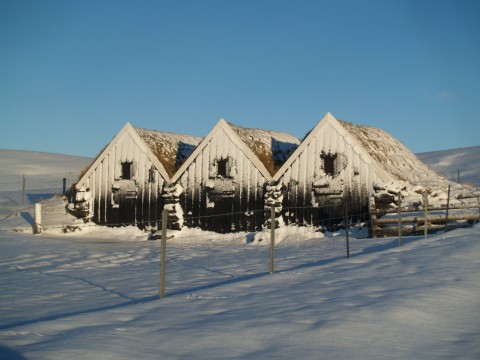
[339,120,411,181]
[249,139,278,176]
[338,120,448,184]
[228,122,300,176]
[135,127,202,178]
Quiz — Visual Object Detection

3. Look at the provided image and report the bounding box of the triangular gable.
[77,123,172,186]
[170,119,275,183]
[273,112,393,182]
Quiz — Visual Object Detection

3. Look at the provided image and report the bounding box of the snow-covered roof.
[135,127,203,178]
[337,120,449,188]
[228,122,300,176]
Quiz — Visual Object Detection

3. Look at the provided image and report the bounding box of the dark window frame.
[148,166,156,183]
[217,158,228,178]
[122,162,133,180]
[322,154,337,177]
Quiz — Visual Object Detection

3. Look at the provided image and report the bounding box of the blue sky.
[1,0,479,157]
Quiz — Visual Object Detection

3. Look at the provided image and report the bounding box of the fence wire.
[151,204,371,297]
[6,190,480,300]
[157,221,387,298]
[0,173,81,218]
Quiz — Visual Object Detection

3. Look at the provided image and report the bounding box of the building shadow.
[20,211,35,232]
[0,345,28,360]
[26,193,55,203]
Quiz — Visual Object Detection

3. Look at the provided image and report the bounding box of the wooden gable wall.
[79,130,167,227]
[175,126,268,233]
[276,118,387,226]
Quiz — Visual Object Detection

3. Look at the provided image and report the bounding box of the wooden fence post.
[34,203,41,234]
[477,195,480,223]
[444,185,451,232]
[159,209,168,299]
[398,193,402,246]
[370,196,378,238]
[270,205,275,274]
[344,203,350,258]
[424,192,429,239]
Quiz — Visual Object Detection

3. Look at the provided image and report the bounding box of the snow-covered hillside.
[0,150,92,217]
[417,146,480,187]
[0,150,93,186]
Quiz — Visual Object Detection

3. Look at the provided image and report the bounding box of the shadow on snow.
[0,234,427,331]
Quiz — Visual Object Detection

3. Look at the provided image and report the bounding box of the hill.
[0,150,93,217]
[416,146,480,187]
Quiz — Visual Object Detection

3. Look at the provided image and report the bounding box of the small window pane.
[217,159,228,178]
[148,167,155,182]
[122,162,132,179]
[322,155,337,176]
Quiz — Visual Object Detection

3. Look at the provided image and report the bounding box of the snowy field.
[1,218,479,359]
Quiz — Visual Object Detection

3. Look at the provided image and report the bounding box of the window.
[217,159,228,178]
[148,167,156,183]
[122,162,133,179]
[322,154,337,177]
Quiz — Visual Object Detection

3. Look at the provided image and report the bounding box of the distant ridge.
[0,150,94,213]
[0,148,93,157]
[416,146,480,186]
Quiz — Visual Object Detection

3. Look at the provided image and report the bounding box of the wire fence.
[27,190,480,238]
[1,228,401,327]
[156,206,480,298]
[155,208,430,299]
[151,204,371,298]
[154,229,351,298]
[7,196,480,301]
[6,177,480,301]
[0,173,80,218]
[15,199,372,299]
[32,203,371,235]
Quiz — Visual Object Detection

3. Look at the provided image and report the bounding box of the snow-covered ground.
[1,215,479,359]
